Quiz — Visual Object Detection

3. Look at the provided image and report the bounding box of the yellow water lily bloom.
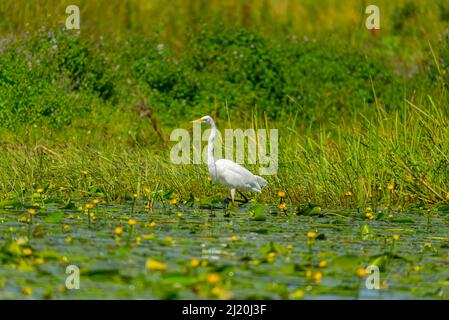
[357,267,366,277]
[191,258,200,267]
[307,231,317,239]
[146,259,167,271]
[207,273,220,285]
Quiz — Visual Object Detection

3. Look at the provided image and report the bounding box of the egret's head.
[192,115,213,125]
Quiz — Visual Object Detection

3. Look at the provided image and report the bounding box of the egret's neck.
[207,121,217,181]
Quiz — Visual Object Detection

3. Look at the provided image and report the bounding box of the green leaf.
[370,255,388,272]
[390,218,415,223]
[331,254,361,272]
[359,223,376,240]
[45,211,64,224]
[250,204,267,221]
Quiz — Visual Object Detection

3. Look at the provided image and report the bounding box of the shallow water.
[1,199,449,299]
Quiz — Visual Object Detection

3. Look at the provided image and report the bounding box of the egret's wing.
[215,159,262,191]
[215,159,255,180]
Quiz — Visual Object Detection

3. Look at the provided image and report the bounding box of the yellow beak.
[192,118,203,123]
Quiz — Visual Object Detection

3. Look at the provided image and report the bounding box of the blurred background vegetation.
[0,0,448,129]
[0,0,449,206]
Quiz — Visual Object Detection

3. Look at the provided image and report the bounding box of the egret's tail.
[255,175,268,187]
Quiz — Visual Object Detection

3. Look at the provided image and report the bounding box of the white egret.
[192,115,268,206]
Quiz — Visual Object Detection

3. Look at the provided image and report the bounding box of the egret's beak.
[192,118,204,123]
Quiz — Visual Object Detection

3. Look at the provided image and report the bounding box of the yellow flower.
[22,287,33,296]
[230,235,238,241]
[63,224,70,232]
[191,258,200,267]
[169,199,177,205]
[85,203,94,210]
[8,226,14,232]
[177,212,183,218]
[293,289,304,299]
[267,252,276,262]
[61,256,70,264]
[366,213,374,220]
[344,191,353,197]
[392,234,400,241]
[318,260,327,268]
[357,267,366,277]
[207,273,220,285]
[23,248,32,256]
[133,193,138,198]
[278,191,286,198]
[211,286,220,296]
[146,259,167,271]
[307,231,317,239]
[446,192,449,201]
[423,242,432,248]
[278,203,286,210]
[93,198,100,204]
[387,183,394,190]
[128,219,137,226]
[165,236,173,242]
[27,208,36,215]
[412,265,421,272]
[313,271,323,283]
[147,221,156,228]
[82,170,88,176]
[36,188,44,193]
[211,286,232,299]
[114,226,123,235]
[34,257,45,265]
[207,176,212,181]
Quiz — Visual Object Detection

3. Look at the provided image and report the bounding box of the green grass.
[2,0,449,301]
[2,91,449,209]
[0,20,448,208]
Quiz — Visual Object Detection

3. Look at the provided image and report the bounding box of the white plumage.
[192,115,268,204]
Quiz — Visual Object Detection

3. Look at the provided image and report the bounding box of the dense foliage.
[1,26,444,129]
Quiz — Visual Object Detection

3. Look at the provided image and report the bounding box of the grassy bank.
[0,1,449,209]
[1,85,449,208]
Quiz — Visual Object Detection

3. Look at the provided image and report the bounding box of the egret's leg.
[237,191,248,204]
[230,189,236,206]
